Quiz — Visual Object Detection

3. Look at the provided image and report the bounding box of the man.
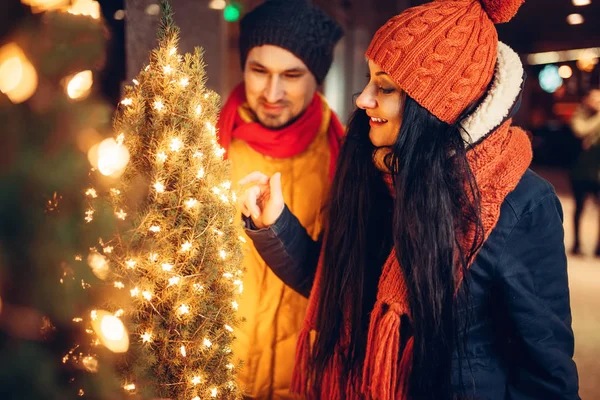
[216,0,343,398]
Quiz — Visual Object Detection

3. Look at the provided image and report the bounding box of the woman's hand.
[238,172,284,229]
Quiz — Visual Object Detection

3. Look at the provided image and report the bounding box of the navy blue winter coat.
[244,169,580,399]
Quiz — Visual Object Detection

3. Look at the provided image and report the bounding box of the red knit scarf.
[216,83,344,179]
[292,121,533,399]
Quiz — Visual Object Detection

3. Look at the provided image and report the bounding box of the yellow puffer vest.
[230,101,333,399]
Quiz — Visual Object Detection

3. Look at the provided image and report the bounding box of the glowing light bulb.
[163,65,173,74]
[149,225,161,233]
[220,250,227,260]
[141,331,152,343]
[195,104,202,115]
[178,304,190,315]
[191,376,202,385]
[194,283,204,291]
[226,363,235,370]
[181,241,192,252]
[180,345,186,357]
[123,383,136,391]
[121,98,133,106]
[225,325,234,332]
[149,253,159,262]
[130,287,139,297]
[89,138,130,177]
[205,122,216,135]
[238,235,247,243]
[156,152,167,162]
[153,100,165,112]
[223,273,233,279]
[162,263,173,271]
[0,42,38,104]
[142,291,152,301]
[115,209,127,220]
[193,151,203,158]
[66,0,101,19]
[91,311,129,353]
[169,47,177,56]
[85,209,94,223]
[132,79,139,85]
[232,301,239,311]
[185,198,198,209]
[197,167,205,179]
[65,70,93,100]
[168,276,180,286]
[85,188,97,198]
[154,182,165,193]
[125,259,136,269]
[114,281,125,289]
[87,252,109,280]
[203,338,212,348]
[179,77,189,87]
[210,387,218,397]
[170,138,182,152]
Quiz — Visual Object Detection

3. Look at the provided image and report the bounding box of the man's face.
[243,45,317,129]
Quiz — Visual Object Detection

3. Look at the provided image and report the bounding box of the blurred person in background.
[215,0,344,398]
[569,89,600,256]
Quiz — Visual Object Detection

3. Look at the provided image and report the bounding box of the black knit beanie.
[239,0,343,84]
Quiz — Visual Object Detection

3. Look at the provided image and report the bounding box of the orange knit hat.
[365,0,524,124]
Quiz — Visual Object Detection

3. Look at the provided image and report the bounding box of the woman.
[236,0,580,399]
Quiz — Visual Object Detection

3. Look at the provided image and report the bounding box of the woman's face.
[356,60,405,147]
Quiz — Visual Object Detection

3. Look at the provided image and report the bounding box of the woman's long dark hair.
[312,96,484,399]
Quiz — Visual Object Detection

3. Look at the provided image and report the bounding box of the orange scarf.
[216,83,345,180]
[292,121,533,399]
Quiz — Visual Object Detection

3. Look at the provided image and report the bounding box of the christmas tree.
[79,2,243,399]
[0,1,123,399]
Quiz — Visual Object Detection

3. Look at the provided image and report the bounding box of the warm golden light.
[185,198,198,209]
[163,65,173,74]
[197,167,206,179]
[210,387,218,397]
[156,152,168,162]
[168,276,180,286]
[149,225,161,233]
[224,325,233,332]
[142,291,152,301]
[82,356,98,372]
[154,99,165,112]
[177,304,190,315]
[141,331,153,343]
[115,209,127,220]
[226,363,235,370]
[232,301,239,311]
[162,263,173,271]
[20,0,67,13]
[179,77,189,87]
[192,376,202,385]
[121,97,133,106]
[170,138,182,152]
[154,182,165,193]
[66,0,101,19]
[123,383,136,391]
[195,104,202,115]
[65,70,93,100]
[114,281,125,289]
[87,252,109,280]
[91,311,129,353]
[558,65,573,79]
[181,241,192,252]
[220,250,227,260]
[0,42,38,104]
[130,287,139,297]
[203,338,212,348]
[85,188,98,198]
[180,345,186,357]
[125,259,137,269]
[88,138,130,177]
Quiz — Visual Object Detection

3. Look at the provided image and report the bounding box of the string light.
[238,235,247,243]
[85,209,94,223]
[178,304,190,315]
[116,133,125,145]
[154,182,165,193]
[203,338,212,348]
[149,253,159,262]
[191,376,202,385]
[168,276,180,286]
[130,287,140,297]
[169,47,177,56]
[87,252,109,280]
[179,77,189,87]
[91,311,129,353]
[132,79,139,85]
[125,259,137,269]
[224,325,234,332]
[0,42,38,104]
[185,198,198,209]
[141,332,153,343]
[232,301,239,311]
[197,167,205,179]
[89,138,130,177]
[162,263,174,271]
[181,241,192,252]
[195,104,202,115]
[142,291,152,301]
[65,70,93,100]
[163,65,173,74]
[157,152,168,162]
[66,0,101,19]
[149,225,161,233]
[193,284,204,292]
[170,138,182,152]
[114,281,125,289]
[103,246,113,253]
[180,345,186,357]
[121,98,133,106]
[123,383,136,391]
[153,99,165,112]
[85,188,97,198]
[115,209,127,220]
[220,250,227,260]
[226,363,235,370]
[193,151,203,159]
[210,387,218,397]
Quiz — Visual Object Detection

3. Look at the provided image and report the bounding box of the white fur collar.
[460,42,524,146]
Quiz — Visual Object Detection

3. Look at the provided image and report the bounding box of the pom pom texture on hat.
[479,0,524,23]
